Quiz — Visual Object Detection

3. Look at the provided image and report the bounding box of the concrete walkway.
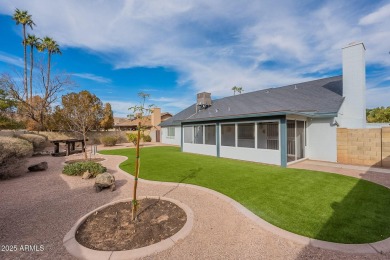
[290,160,390,188]
[0,148,389,259]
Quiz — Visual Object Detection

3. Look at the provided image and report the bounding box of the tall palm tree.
[12,9,35,101]
[40,37,61,89]
[26,34,41,103]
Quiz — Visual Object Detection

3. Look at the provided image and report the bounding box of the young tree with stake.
[128,92,154,221]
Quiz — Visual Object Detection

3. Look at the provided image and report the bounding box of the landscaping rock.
[82,171,92,179]
[28,162,48,172]
[94,172,116,192]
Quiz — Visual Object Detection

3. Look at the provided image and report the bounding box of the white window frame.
[167,127,175,139]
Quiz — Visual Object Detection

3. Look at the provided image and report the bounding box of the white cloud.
[1,0,389,108]
[72,73,111,84]
[359,3,390,25]
[0,51,23,68]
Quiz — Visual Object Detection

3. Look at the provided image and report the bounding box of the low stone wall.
[337,127,390,167]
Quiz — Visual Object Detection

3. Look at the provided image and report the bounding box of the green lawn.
[100,146,390,243]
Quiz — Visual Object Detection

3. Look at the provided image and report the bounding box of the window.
[184,126,193,143]
[257,122,279,150]
[167,127,175,138]
[237,123,255,148]
[221,124,235,146]
[205,125,216,145]
[194,125,203,144]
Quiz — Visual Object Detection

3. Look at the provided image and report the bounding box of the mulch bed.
[75,198,187,251]
[64,158,105,164]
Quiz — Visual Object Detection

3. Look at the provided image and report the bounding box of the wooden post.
[66,142,70,156]
[132,121,142,221]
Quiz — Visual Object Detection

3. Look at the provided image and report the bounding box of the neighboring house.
[114,108,172,142]
[160,42,367,167]
[114,109,172,131]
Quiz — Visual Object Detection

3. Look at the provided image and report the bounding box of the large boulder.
[28,162,48,172]
[94,172,116,192]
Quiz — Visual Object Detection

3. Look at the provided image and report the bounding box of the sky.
[0,0,389,117]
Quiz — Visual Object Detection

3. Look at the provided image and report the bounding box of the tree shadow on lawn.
[294,160,390,259]
[161,167,202,197]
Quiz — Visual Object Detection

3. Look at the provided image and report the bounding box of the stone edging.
[63,196,194,260]
[107,154,390,255]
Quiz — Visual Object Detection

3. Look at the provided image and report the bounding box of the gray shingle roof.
[161,76,343,126]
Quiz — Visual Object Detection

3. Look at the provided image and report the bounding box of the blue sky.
[0,0,389,117]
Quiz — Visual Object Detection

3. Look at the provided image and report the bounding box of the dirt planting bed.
[75,198,187,251]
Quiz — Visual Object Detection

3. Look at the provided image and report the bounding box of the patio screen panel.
[184,126,193,143]
[221,124,235,147]
[205,125,216,145]
[194,125,203,144]
[237,123,255,148]
[258,122,279,150]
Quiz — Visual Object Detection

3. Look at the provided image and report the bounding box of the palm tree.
[26,34,41,103]
[12,9,35,101]
[232,86,244,95]
[40,37,61,89]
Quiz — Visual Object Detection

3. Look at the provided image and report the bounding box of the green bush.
[100,135,118,146]
[143,134,152,142]
[62,161,107,177]
[18,133,47,152]
[0,136,33,179]
[126,133,138,145]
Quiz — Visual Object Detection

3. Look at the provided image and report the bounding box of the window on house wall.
[257,122,279,150]
[184,126,193,143]
[237,123,255,148]
[194,125,203,144]
[167,127,175,138]
[205,125,216,145]
[221,124,235,146]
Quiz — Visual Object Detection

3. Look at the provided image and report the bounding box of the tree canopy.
[367,107,390,123]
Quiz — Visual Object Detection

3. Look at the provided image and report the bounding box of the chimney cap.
[342,41,366,50]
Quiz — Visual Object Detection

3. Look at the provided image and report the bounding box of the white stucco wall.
[339,42,366,128]
[306,118,337,162]
[183,143,217,156]
[220,146,281,165]
[161,126,181,146]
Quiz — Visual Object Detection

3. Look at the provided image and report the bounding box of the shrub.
[143,134,152,142]
[0,136,33,179]
[62,161,106,177]
[18,134,47,152]
[100,135,118,146]
[126,133,138,145]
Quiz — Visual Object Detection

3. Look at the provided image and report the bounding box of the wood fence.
[337,127,390,168]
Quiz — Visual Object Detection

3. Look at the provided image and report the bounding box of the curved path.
[0,146,389,259]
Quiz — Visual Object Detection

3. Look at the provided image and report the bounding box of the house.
[114,109,172,131]
[160,42,366,167]
[114,108,172,142]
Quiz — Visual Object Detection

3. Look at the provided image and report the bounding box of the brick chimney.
[151,107,161,130]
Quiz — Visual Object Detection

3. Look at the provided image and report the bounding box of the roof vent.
[196,92,212,111]
[294,85,298,90]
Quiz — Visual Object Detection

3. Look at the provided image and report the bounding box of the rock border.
[63,196,194,260]
[107,154,390,255]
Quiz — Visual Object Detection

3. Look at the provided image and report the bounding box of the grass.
[100,146,390,243]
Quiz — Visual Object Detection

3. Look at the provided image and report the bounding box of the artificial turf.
[100,146,390,243]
